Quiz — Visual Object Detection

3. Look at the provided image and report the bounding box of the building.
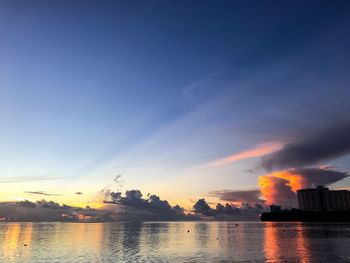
[297,186,350,212]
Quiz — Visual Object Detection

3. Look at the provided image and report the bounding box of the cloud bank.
[0,187,269,222]
[209,189,263,204]
[0,200,113,222]
[103,189,190,221]
[192,198,266,221]
[261,123,350,171]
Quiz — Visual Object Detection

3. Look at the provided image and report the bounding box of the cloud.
[103,189,189,220]
[24,191,62,196]
[193,199,214,216]
[192,198,266,220]
[209,189,264,204]
[0,200,113,222]
[192,142,282,170]
[211,143,282,167]
[258,175,298,207]
[75,192,83,195]
[113,174,123,190]
[258,168,349,206]
[261,123,350,171]
[113,174,122,183]
[0,176,62,183]
[0,188,269,222]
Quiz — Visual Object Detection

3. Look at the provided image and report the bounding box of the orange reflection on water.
[67,223,103,253]
[1,223,33,260]
[264,222,282,261]
[295,223,310,263]
[264,222,311,262]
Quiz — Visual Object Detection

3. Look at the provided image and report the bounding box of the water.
[0,222,350,262]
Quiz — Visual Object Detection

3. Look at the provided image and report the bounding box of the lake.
[1,222,350,262]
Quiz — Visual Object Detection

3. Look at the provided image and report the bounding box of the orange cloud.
[206,142,282,168]
[258,170,305,205]
[258,168,348,205]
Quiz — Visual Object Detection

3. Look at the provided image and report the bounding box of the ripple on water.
[0,222,349,262]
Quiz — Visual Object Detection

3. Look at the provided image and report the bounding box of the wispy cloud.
[0,176,62,183]
[23,191,62,196]
[191,142,282,170]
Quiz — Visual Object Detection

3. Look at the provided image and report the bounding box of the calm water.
[0,222,350,262]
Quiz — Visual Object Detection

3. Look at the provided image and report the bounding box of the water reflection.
[264,222,284,261]
[0,222,350,262]
[295,223,310,263]
[264,222,335,262]
[2,223,33,260]
[71,223,103,252]
[120,222,142,260]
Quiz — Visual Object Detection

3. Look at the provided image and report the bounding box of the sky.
[0,1,350,210]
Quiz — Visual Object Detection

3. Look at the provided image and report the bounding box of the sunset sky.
[1,1,350,209]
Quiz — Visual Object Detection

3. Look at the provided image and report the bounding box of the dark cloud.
[193,199,213,216]
[113,174,122,183]
[99,175,123,200]
[104,189,188,220]
[75,192,83,195]
[261,123,350,171]
[0,200,113,222]
[17,200,37,208]
[291,168,348,187]
[0,189,270,222]
[209,189,263,204]
[24,191,62,196]
[192,198,267,220]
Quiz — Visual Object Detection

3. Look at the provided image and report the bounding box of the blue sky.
[0,1,350,207]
